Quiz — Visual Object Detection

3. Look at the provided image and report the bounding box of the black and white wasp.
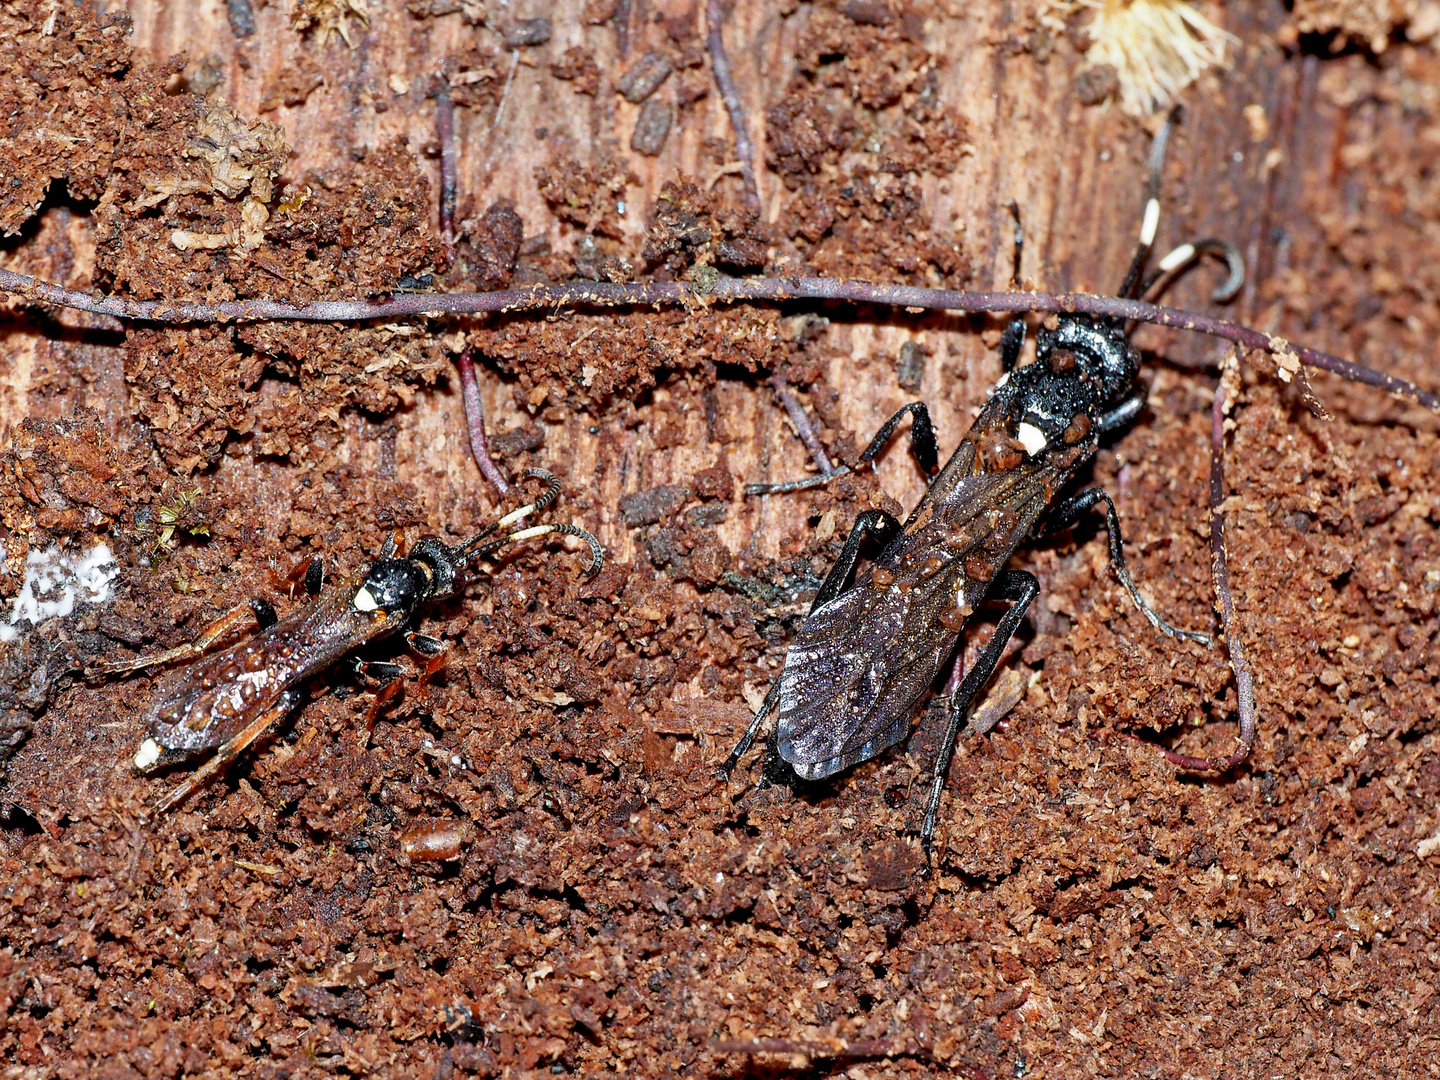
[725,115,1245,857]
[97,469,603,813]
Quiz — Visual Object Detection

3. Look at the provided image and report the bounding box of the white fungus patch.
[0,543,119,645]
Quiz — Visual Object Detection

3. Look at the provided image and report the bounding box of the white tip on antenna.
[1140,197,1161,247]
[1157,242,1196,272]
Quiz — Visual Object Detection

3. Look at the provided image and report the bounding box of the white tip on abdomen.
[134,737,162,771]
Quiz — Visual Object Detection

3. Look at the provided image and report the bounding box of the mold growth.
[0,543,118,644]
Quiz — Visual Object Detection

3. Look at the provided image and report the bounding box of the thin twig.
[706,0,761,214]
[435,83,459,252]
[456,348,511,497]
[1161,349,1256,771]
[712,1036,933,1061]
[2,268,1437,410]
[769,371,832,475]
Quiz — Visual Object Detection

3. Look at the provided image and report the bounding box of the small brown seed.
[1061,413,1092,444]
[963,553,995,582]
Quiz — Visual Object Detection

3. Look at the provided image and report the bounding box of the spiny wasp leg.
[405,630,451,702]
[91,597,275,678]
[353,629,450,742]
[272,554,325,599]
[1041,486,1211,645]
[920,570,1039,860]
[722,680,779,776]
[148,690,303,815]
[744,402,938,495]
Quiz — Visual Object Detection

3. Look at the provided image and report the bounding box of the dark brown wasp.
[98,468,603,813]
[724,115,1245,857]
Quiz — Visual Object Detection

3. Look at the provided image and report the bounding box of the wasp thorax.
[354,559,426,615]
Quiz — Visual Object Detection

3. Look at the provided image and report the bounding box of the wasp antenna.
[1118,106,1181,301]
[473,522,605,577]
[452,468,566,564]
[1146,236,1246,304]
[491,468,562,532]
[379,530,402,559]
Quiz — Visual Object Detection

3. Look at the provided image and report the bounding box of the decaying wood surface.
[5,0,1316,562]
[4,2,1440,1077]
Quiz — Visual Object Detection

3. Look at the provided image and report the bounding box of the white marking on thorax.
[1016,422,1048,457]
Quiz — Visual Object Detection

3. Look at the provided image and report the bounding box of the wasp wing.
[775,463,1062,780]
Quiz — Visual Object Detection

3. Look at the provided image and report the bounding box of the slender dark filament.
[435,83,459,252]
[1161,353,1257,771]
[770,371,833,476]
[1,268,1436,411]
[455,349,511,497]
[707,0,761,214]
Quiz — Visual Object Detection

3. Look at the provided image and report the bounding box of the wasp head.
[1035,315,1139,409]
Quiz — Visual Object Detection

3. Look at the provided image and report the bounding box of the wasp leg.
[150,688,302,814]
[921,570,1039,861]
[1042,487,1212,645]
[855,402,938,476]
[999,319,1026,372]
[274,554,326,598]
[745,403,938,495]
[723,509,903,774]
[406,631,450,702]
[811,508,903,607]
[353,659,412,745]
[94,598,276,678]
[722,680,780,776]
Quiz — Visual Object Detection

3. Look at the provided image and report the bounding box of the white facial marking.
[1140,197,1160,247]
[1016,422,1048,457]
[353,586,379,612]
[134,737,162,771]
[995,371,1010,388]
